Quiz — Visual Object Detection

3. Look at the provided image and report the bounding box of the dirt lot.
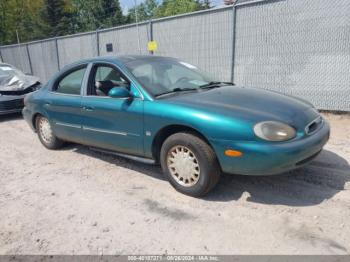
[0,112,349,255]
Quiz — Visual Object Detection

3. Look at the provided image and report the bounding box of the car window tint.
[56,67,86,95]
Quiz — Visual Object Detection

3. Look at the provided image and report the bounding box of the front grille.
[0,98,24,111]
[305,116,323,135]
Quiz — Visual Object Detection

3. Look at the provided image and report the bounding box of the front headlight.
[253,121,296,141]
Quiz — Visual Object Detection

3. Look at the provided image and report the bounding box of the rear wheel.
[160,132,221,197]
[36,115,64,149]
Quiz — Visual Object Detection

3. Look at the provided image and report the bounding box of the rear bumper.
[210,121,330,176]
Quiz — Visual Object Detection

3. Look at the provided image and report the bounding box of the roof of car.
[116,55,176,63]
[69,55,175,66]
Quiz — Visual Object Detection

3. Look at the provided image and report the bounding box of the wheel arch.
[32,112,45,131]
[151,124,215,163]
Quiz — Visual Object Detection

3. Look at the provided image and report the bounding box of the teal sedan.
[22,56,330,196]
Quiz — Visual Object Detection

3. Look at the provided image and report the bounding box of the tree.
[127,0,210,22]
[41,0,75,37]
[155,0,204,18]
[71,0,98,32]
[0,0,212,45]
[127,0,158,23]
[0,0,46,45]
[0,0,16,44]
[19,0,48,42]
[202,0,211,9]
[98,0,124,27]
[72,0,125,32]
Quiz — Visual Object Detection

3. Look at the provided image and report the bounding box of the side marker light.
[225,150,243,157]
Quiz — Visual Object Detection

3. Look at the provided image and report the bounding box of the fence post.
[231,4,237,83]
[55,37,60,70]
[149,19,153,55]
[96,29,100,57]
[0,47,3,62]
[26,44,33,75]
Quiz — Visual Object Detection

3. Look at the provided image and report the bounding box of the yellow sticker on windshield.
[148,41,157,52]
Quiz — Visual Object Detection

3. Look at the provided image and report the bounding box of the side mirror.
[108,86,131,98]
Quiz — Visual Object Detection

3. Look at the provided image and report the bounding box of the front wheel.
[36,115,64,149]
[160,133,221,197]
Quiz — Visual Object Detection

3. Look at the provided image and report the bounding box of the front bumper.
[210,121,330,176]
[22,106,36,131]
[0,95,25,115]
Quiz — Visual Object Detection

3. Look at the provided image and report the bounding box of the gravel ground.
[0,112,349,255]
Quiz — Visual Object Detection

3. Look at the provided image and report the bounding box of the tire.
[160,132,221,197]
[35,115,64,149]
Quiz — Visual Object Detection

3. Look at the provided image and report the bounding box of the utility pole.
[16,29,20,44]
[134,0,141,54]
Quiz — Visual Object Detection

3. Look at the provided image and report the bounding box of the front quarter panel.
[22,87,50,131]
[143,100,254,158]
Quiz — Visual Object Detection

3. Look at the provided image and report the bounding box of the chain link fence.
[233,0,350,111]
[0,0,349,111]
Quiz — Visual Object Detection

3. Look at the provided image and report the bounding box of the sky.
[120,0,224,15]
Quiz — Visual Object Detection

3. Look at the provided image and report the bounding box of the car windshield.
[124,57,221,97]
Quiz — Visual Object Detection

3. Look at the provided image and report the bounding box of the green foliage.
[127,0,158,23]
[127,0,209,22]
[155,0,204,18]
[0,0,211,45]
[72,0,125,31]
[0,0,18,44]
[0,0,47,44]
[41,0,76,37]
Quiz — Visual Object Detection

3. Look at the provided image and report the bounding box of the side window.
[91,65,129,96]
[56,67,86,95]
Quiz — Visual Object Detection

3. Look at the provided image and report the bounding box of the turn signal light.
[224,150,243,157]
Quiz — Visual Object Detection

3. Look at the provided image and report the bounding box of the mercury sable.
[22,56,330,196]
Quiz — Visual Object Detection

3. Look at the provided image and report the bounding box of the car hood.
[0,73,39,92]
[163,85,319,129]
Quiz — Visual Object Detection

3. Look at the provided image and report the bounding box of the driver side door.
[81,63,144,156]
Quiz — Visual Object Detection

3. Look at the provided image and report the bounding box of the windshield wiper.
[155,87,198,97]
[199,81,234,89]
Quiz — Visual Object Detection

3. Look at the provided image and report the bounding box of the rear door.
[81,63,144,156]
[44,64,88,143]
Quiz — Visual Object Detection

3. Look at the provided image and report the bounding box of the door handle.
[83,106,94,111]
[44,102,52,108]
